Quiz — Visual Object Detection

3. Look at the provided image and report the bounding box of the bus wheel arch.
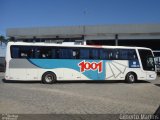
[42,71,57,84]
[125,72,137,83]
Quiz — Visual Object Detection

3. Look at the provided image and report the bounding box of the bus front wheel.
[42,72,57,84]
[125,72,137,83]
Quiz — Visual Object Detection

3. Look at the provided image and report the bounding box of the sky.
[1,0,160,36]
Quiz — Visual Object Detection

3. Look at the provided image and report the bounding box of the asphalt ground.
[0,72,160,119]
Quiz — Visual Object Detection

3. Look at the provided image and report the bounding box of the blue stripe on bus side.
[28,59,106,80]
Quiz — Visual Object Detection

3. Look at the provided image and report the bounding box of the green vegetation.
[0,35,8,45]
[0,35,5,45]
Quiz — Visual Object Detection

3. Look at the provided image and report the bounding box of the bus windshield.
[138,49,155,71]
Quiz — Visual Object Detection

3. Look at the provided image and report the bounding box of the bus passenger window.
[19,46,34,58]
[73,51,76,57]
[100,49,105,59]
[108,49,114,60]
[100,49,109,60]
[80,49,89,59]
[36,47,52,59]
[90,49,99,59]
[72,49,79,59]
[11,46,20,58]
[118,49,128,60]
[20,53,27,58]
[28,48,34,58]
[51,49,56,59]
[115,50,119,59]
[59,48,73,59]
[128,50,138,60]
[34,49,40,58]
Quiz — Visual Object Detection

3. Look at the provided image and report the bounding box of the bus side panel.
[7,59,37,80]
[6,58,148,81]
[28,59,106,81]
[26,69,39,81]
[9,68,27,80]
[37,68,83,81]
[146,71,157,80]
[105,60,128,80]
[105,60,146,80]
[123,68,146,80]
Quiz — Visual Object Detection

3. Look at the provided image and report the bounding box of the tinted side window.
[11,46,53,59]
[11,46,35,58]
[100,49,109,60]
[90,49,99,59]
[118,49,128,60]
[99,48,137,60]
[58,48,76,59]
[118,49,138,60]
[80,49,89,59]
[100,49,117,60]
[34,47,53,59]
[108,49,116,60]
[118,49,129,60]
[72,49,80,59]
[51,48,57,59]
[20,46,34,58]
[128,49,138,60]
[11,46,20,58]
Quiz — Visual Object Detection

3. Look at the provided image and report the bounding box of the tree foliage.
[0,35,6,45]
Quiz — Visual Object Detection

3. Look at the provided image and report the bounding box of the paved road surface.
[0,72,160,114]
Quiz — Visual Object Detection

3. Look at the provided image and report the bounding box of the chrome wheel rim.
[129,74,135,82]
[45,74,53,83]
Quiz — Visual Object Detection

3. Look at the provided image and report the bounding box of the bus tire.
[125,72,137,83]
[42,72,57,84]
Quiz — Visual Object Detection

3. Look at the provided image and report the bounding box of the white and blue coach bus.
[5,42,156,84]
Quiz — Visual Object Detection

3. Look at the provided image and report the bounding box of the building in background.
[6,24,160,57]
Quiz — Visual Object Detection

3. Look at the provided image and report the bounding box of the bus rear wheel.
[125,72,137,83]
[42,72,57,84]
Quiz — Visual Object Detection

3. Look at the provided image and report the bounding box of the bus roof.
[7,42,152,51]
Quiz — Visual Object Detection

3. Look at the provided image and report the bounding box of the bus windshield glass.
[138,49,155,71]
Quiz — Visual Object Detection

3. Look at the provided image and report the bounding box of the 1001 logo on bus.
[78,60,103,73]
